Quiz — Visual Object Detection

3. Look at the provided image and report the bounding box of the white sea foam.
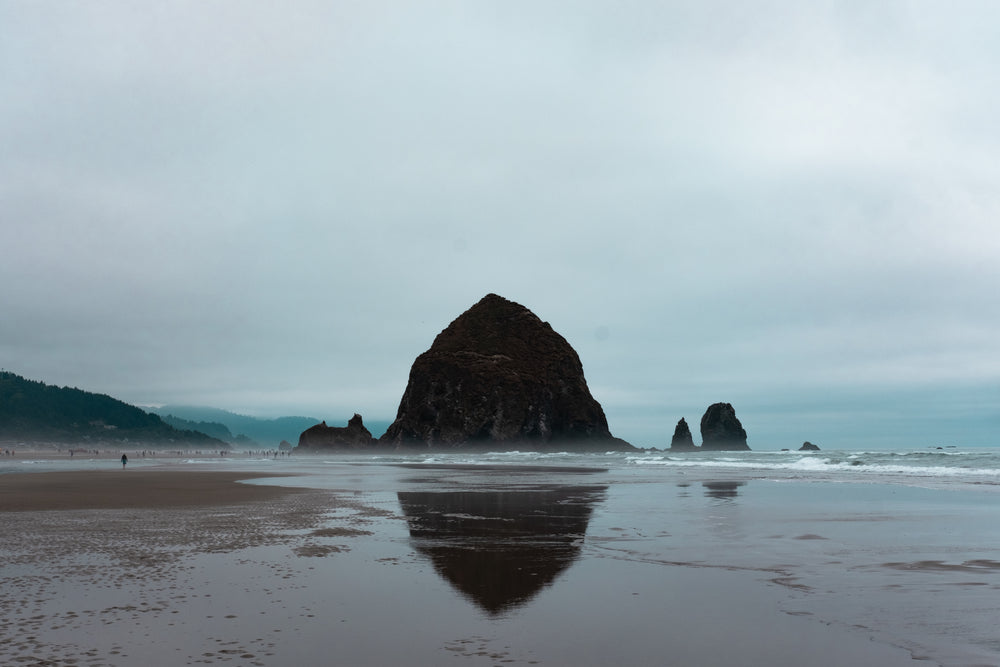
[623,451,1000,484]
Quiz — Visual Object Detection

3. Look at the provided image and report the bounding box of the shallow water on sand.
[2,452,999,666]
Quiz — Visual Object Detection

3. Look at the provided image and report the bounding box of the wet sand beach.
[0,465,347,666]
[0,469,304,512]
[2,456,993,666]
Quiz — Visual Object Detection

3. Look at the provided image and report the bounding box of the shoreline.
[2,453,996,664]
[0,447,287,458]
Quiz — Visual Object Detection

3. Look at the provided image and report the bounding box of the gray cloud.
[2,1,998,447]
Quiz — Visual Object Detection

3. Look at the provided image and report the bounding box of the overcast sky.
[3,1,998,448]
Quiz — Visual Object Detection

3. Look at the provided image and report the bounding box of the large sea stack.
[700,402,750,451]
[379,294,632,451]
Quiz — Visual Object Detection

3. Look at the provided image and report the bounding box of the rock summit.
[699,402,750,451]
[379,294,632,450]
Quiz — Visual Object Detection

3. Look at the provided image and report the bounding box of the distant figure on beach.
[121,454,128,468]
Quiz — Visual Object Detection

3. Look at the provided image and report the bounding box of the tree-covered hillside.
[0,371,226,447]
[158,414,235,442]
[151,405,326,447]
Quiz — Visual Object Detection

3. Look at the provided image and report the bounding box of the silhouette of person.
[121,454,128,468]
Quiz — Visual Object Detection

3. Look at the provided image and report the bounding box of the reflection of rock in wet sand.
[398,486,606,615]
[702,481,745,499]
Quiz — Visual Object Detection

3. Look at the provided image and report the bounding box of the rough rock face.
[379,294,632,450]
[669,418,696,451]
[799,441,820,451]
[699,403,750,451]
[296,414,374,451]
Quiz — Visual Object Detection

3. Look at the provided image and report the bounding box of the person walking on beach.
[121,454,128,468]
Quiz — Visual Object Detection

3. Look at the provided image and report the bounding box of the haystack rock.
[669,417,697,451]
[700,403,750,451]
[379,294,633,450]
[296,414,374,451]
[799,441,820,451]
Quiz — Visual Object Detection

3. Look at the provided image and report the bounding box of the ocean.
[2,446,999,665]
[368,446,1000,486]
[6,445,1000,487]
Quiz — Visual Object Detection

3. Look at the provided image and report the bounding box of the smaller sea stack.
[669,418,697,451]
[700,403,750,451]
[296,414,374,451]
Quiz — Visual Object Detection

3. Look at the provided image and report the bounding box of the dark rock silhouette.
[700,403,750,451]
[380,294,632,450]
[669,417,697,451]
[799,441,820,451]
[296,414,374,451]
[398,485,606,615]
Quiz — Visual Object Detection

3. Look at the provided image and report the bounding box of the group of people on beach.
[1,447,295,461]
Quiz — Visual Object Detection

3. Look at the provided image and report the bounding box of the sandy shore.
[0,469,303,512]
[1,459,960,666]
[0,466,370,666]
